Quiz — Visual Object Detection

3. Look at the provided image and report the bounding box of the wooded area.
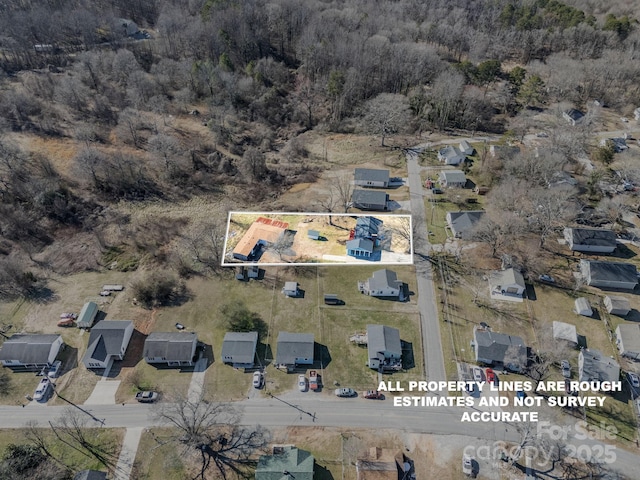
[0,0,639,297]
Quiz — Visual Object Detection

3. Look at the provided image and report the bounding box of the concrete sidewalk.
[113,427,144,480]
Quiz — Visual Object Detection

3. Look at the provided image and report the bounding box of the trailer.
[102,284,124,291]
[309,370,321,391]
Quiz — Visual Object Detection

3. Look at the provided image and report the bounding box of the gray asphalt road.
[406,148,446,382]
[0,398,635,479]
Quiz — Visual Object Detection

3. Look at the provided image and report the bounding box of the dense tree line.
[0,0,638,296]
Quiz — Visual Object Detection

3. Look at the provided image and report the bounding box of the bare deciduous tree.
[155,391,269,480]
[363,93,411,146]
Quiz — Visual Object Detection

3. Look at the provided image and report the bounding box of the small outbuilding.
[552,321,578,347]
[76,301,99,329]
[604,295,631,316]
[308,230,320,240]
[459,140,474,156]
[282,282,300,297]
[574,297,593,317]
[616,324,640,361]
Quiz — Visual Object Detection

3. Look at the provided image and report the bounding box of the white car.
[472,367,483,382]
[298,375,307,392]
[33,378,51,401]
[462,454,473,475]
[47,360,62,379]
[252,371,264,389]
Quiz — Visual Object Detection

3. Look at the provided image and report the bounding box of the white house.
[358,269,404,300]
[0,334,63,370]
[564,227,617,253]
[437,145,465,165]
[143,332,198,367]
[459,140,474,155]
[488,268,526,301]
[616,324,640,361]
[82,320,134,370]
[439,170,467,188]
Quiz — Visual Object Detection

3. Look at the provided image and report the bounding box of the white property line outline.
[221,211,414,267]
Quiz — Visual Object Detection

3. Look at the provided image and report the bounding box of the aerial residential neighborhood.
[2,1,640,479]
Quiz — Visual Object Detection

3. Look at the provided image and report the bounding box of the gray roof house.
[355,216,383,240]
[563,108,585,126]
[256,446,315,480]
[437,145,465,165]
[347,238,374,258]
[354,168,390,188]
[473,328,527,372]
[616,324,640,361]
[446,211,485,239]
[358,269,404,300]
[276,332,314,369]
[564,227,616,253]
[143,332,198,367]
[488,268,526,301]
[580,260,638,290]
[438,170,466,188]
[0,334,63,370]
[578,348,620,382]
[605,295,631,316]
[366,324,402,371]
[552,321,578,346]
[82,320,134,370]
[221,332,258,368]
[352,190,389,211]
[76,301,99,329]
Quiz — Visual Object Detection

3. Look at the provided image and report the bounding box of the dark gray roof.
[143,332,197,361]
[367,325,401,358]
[276,332,314,365]
[355,216,383,238]
[475,330,527,366]
[447,211,485,238]
[564,108,584,121]
[0,334,61,364]
[84,321,133,363]
[354,168,390,183]
[346,238,374,252]
[580,349,619,382]
[221,332,258,364]
[584,260,637,284]
[368,269,402,291]
[352,189,388,206]
[567,228,616,247]
[73,471,107,480]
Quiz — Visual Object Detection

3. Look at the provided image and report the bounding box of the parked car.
[363,390,383,399]
[57,318,76,327]
[298,375,307,392]
[560,360,571,378]
[627,372,640,389]
[47,360,62,379]
[485,368,496,384]
[99,290,111,296]
[253,371,264,389]
[135,391,158,403]
[538,274,555,284]
[462,454,473,475]
[472,367,483,382]
[431,188,443,194]
[335,388,357,397]
[33,377,51,402]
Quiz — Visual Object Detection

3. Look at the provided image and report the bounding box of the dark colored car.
[363,390,383,399]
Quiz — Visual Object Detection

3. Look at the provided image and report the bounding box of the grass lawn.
[134,428,187,480]
[0,427,124,473]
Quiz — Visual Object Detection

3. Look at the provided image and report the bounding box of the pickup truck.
[135,391,158,403]
[309,370,321,391]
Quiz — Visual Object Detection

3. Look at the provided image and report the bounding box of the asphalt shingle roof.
[143,332,197,362]
[0,334,61,364]
[221,332,258,365]
[354,168,390,183]
[276,332,314,365]
[256,447,314,480]
[84,321,132,363]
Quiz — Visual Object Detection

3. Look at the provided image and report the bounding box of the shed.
[552,321,578,346]
[282,282,300,297]
[574,297,593,317]
[102,284,124,292]
[308,230,320,240]
[459,140,474,155]
[324,294,340,305]
[76,301,99,329]
[604,295,630,316]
